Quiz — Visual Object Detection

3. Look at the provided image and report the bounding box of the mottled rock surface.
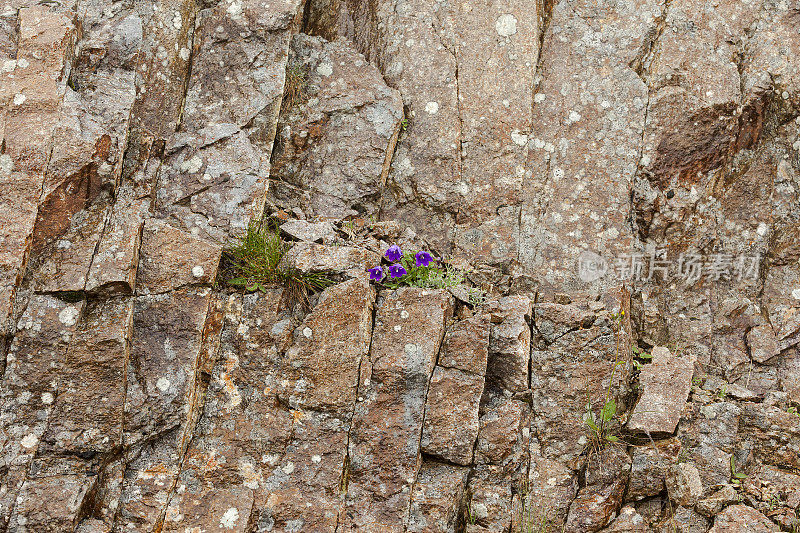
[1,0,798,531]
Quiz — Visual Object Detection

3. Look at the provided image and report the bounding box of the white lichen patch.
[302,327,313,338]
[21,433,38,448]
[424,101,439,115]
[792,288,800,300]
[316,62,333,77]
[41,392,54,405]
[311,455,321,464]
[511,131,528,146]
[58,306,80,326]
[191,265,205,278]
[282,462,295,474]
[13,93,26,105]
[180,155,204,174]
[220,507,239,529]
[0,154,14,175]
[156,377,171,392]
[495,14,518,37]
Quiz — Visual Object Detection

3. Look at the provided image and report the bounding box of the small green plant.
[400,117,409,131]
[368,244,485,303]
[715,384,729,401]
[631,344,652,370]
[281,64,309,113]
[788,406,800,419]
[730,456,747,486]
[224,222,334,307]
[583,307,627,449]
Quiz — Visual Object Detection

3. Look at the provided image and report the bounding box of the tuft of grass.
[281,63,309,114]
[224,222,334,308]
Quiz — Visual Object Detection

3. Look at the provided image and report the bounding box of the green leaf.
[639,352,653,360]
[605,435,619,442]
[601,399,617,422]
[228,277,248,287]
[734,472,748,480]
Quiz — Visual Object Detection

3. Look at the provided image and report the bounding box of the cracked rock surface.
[1,0,799,531]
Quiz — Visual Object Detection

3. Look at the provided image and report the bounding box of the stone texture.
[665,463,704,507]
[486,295,531,393]
[280,242,380,276]
[627,438,682,501]
[343,288,453,532]
[270,34,403,220]
[565,446,631,533]
[628,347,695,435]
[421,366,484,466]
[708,505,775,533]
[406,461,468,533]
[278,277,375,412]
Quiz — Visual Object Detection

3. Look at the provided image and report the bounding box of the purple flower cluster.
[366,245,436,282]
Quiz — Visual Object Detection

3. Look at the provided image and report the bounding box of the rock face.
[1,0,799,531]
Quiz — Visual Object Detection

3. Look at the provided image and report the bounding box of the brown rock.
[280,242,380,276]
[627,438,682,501]
[475,394,529,468]
[7,474,94,532]
[279,277,375,413]
[665,463,704,507]
[421,366,484,465]
[487,295,531,393]
[406,461,468,533]
[270,34,403,219]
[628,347,695,435]
[40,297,133,456]
[137,218,221,294]
[565,446,631,533]
[708,504,775,533]
[439,313,491,375]
[600,506,648,532]
[656,506,711,533]
[747,325,781,363]
[343,288,452,532]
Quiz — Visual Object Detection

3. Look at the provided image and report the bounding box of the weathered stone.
[40,297,132,457]
[280,219,336,243]
[270,34,403,219]
[154,0,305,239]
[708,505,775,533]
[124,289,213,447]
[137,218,221,294]
[7,474,94,532]
[656,506,711,533]
[600,506,648,533]
[421,366,484,466]
[628,347,695,435]
[29,202,109,293]
[475,393,529,468]
[85,190,147,295]
[531,303,631,463]
[0,295,83,527]
[738,403,800,471]
[280,242,380,276]
[524,450,579,531]
[565,446,631,533]
[627,438,682,501]
[466,465,515,533]
[747,325,781,364]
[487,295,531,393]
[406,461,468,533]
[343,288,453,532]
[279,277,375,412]
[666,463,704,507]
[439,313,490,375]
[695,485,739,518]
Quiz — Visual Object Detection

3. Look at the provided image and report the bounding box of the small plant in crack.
[583,306,628,450]
[281,63,310,113]
[730,455,747,487]
[367,244,485,304]
[222,222,334,308]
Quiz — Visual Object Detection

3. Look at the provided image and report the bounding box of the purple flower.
[415,251,433,267]
[367,266,384,281]
[385,244,403,262]
[388,263,407,278]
